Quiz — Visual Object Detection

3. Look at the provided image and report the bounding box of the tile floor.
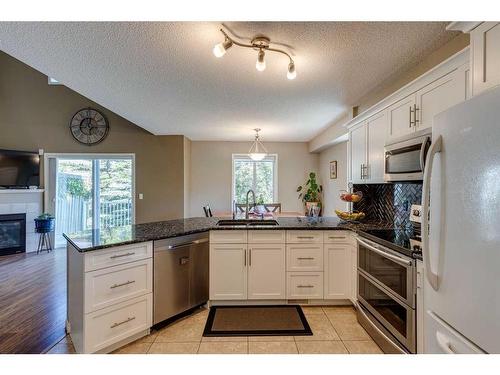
[47,306,383,354]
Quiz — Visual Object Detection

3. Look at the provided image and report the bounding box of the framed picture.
[330,161,337,179]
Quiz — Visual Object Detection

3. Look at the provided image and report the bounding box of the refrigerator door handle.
[422,135,442,291]
[436,332,457,354]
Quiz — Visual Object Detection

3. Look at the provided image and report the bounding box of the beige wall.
[189,141,319,217]
[310,33,470,152]
[0,51,186,223]
[319,142,348,216]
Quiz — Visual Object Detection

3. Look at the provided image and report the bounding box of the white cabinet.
[67,241,153,353]
[286,244,323,272]
[387,94,416,141]
[349,111,387,184]
[349,124,367,183]
[366,111,387,183]
[323,244,350,299]
[350,244,357,303]
[417,260,424,353]
[470,22,500,96]
[248,244,286,299]
[415,68,467,131]
[287,272,324,299]
[209,243,248,300]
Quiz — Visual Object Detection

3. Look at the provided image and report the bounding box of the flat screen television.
[0,149,40,188]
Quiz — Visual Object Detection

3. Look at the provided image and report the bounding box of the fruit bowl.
[339,190,363,203]
[335,210,366,222]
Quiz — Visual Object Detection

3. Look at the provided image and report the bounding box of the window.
[54,155,134,247]
[232,154,277,204]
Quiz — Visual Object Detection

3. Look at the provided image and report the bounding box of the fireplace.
[0,213,26,256]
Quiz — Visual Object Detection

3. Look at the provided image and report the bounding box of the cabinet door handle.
[249,249,252,266]
[110,316,135,328]
[414,104,420,127]
[297,257,315,260]
[360,164,364,179]
[244,249,246,266]
[110,280,135,289]
[110,252,135,259]
[297,285,314,288]
[409,106,414,127]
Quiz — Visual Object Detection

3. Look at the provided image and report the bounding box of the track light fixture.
[213,27,296,80]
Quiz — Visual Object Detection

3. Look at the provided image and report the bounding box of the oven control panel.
[410,204,422,223]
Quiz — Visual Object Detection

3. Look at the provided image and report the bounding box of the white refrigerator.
[422,86,500,354]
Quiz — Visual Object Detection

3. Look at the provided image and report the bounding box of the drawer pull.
[110,280,136,289]
[110,316,136,328]
[329,236,346,239]
[297,236,315,239]
[297,285,314,288]
[110,252,136,259]
[297,257,315,260]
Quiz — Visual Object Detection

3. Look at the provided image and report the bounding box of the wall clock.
[69,107,109,146]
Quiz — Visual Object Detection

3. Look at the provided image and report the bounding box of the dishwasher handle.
[168,238,208,250]
[155,237,208,251]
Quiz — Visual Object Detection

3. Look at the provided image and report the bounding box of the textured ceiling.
[0,22,458,141]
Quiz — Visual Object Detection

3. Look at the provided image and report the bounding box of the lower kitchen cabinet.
[248,244,286,299]
[287,272,324,299]
[209,243,248,300]
[350,245,357,303]
[323,244,351,299]
[67,241,153,353]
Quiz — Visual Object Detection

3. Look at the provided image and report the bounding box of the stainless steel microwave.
[384,130,431,182]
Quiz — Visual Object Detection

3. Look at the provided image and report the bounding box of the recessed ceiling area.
[0,22,458,141]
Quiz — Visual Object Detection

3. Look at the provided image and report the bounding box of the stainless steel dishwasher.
[153,232,209,325]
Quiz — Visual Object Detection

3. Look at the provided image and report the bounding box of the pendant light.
[249,128,268,161]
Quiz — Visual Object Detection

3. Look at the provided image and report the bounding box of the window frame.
[231,153,278,207]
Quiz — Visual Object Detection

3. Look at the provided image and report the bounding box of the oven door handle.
[420,136,429,171]
[356,238,413,267]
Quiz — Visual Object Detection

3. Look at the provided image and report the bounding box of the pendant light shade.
[249,128,268,161]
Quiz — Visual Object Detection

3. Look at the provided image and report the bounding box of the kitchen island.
[64,216,391,353]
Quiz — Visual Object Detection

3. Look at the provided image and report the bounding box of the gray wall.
[0,51,186,223]
[319,141,348,215]
[188,141,319,217]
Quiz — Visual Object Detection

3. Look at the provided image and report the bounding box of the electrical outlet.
[138,193,143,200]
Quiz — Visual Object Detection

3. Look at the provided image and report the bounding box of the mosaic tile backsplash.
[352,182,423,228]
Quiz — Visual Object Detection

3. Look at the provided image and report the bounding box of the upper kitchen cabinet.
[415,67,468,131]
[366,110,387,183]
[349,110,387,184]
[448,22,500,96]
[349,123,367,184]
[387,93,416,141]
[470,22,500,96]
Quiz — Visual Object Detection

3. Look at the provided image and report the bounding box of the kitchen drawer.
[84,258,152,313]
[248,230,285,243]
[323,231,352,244]
[209,230,247,244]
[84,242,152,272]
[84,293,152,353]
[286,272,324,299]
[286,231,323,244]
[286,244,323,271]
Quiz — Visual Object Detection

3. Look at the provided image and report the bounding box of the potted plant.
[34,213,55,232]
[297,172,323,216]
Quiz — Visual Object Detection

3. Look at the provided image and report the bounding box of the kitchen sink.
[216,219,279,227]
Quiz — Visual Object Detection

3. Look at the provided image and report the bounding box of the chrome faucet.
[245,189,256,219]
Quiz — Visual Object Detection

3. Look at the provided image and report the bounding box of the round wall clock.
[69,107,109,146]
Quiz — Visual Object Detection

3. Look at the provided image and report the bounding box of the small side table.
[36,230,53,254]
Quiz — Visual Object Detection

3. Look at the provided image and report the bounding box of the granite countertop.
[63,216,393,252]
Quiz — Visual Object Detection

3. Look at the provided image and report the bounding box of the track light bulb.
[213,38,233,58]
[287,62,296,80]
[256,50,266,72]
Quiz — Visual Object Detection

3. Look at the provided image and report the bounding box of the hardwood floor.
[0,248,67,354]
